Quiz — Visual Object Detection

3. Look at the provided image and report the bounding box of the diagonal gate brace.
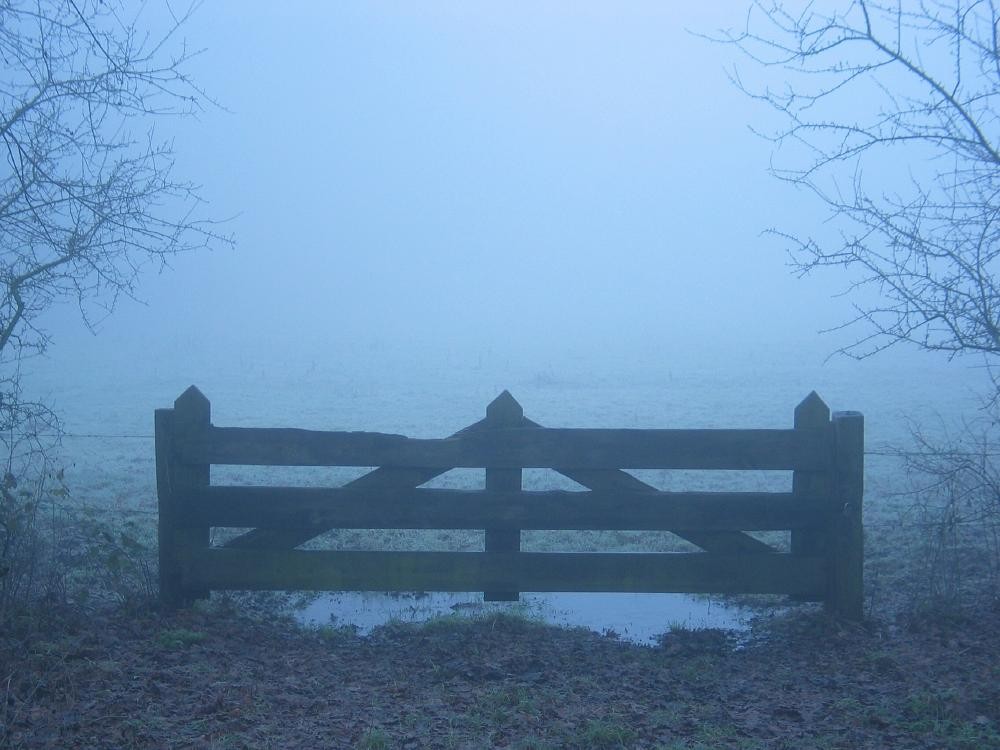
[520,417,775,556]
[225,412,775,556]
[224,416,491,550]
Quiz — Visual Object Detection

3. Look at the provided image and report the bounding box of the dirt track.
[2,598,998,749]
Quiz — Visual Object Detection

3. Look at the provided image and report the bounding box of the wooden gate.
[156,387,864,618]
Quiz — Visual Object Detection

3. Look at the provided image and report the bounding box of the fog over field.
[19,3,982,476]
[7,6,1000,746]
[15,0,987,593]
[30,2,985,425]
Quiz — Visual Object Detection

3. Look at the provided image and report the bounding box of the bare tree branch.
[0,0,231,462]
[717,2,1000,596]
[716,1,1000,368]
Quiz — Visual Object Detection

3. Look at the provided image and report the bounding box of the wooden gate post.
[484,391,523,601]
[829,411,864,619]
[156,386,212,609]
[155,406,180,609]
[791,392,831,601]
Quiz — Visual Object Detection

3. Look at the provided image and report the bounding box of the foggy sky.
[42,2,874,372]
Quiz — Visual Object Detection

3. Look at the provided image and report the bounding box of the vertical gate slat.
[791,391,832,602]
[484,391,523,601]
[155,408,181,608]
[171,386,211,605]
[830,411,864,618]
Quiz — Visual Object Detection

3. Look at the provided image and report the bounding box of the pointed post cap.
[486,390,523,425]
[174,385,210,424]
[175,385,209,410]
[794,391,829,426]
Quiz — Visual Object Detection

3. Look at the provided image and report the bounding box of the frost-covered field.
[26,340,988,636]
[38,342,982,504]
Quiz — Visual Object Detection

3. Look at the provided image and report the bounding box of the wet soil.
[2,598,998,749]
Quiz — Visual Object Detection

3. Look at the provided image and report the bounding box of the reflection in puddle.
[295,591,751,645]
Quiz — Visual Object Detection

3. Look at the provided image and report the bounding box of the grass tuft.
[355,727,390,750]
[156,628,206,650]
[574,718,636,748]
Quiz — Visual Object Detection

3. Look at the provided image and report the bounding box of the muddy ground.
[2,595,998,749]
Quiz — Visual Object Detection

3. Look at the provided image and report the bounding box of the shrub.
[0,464,157,625]
[899,417,1000,608]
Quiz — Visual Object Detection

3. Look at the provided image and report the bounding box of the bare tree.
[0,0,229,465]
[723,0,1000,368]
[723,0,1000,601]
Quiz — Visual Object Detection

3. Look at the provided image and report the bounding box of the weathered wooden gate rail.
[156,387,864,618]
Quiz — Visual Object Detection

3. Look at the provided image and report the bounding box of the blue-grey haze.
[26,2,986,515]
[38,2,889,376]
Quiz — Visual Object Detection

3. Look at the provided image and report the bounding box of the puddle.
[295,591,752,645]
